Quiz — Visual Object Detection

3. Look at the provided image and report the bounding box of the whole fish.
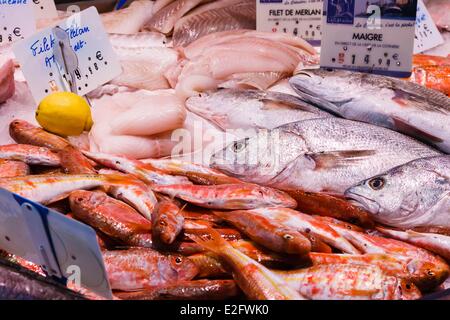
[185,89,330,132]
[377,227,450,261]
[210,118,440,194]
[0,174,115,204]
[0,257,85,300]
[233,207,359,254]
[188,228,305,300]
[308,252,441,289]
[153,183,297,209]
[152,196,185,244]
[289,69,450,153]
[345,156,450,229]
[330,225,450,290]
[213,210,311,255]
[9,120,70,150]
[99,169,158,221]
[141,158,242,185]
[83,151,191,186]
[114,280,239,300]
[172,0,256,47]
[0,144,60,166]
[277,264,421,300]
[102,248,198,291]
[59,145,96,174]
[69,190,153,247]
[283,189,374,228]
[0,160,29,178]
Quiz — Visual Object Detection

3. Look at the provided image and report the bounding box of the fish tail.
[187,227,231,255]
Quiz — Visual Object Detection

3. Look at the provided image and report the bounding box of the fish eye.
[175,257,183,264]
[368,177,385,190]
[231,141,247,153]
[283,234,294,240]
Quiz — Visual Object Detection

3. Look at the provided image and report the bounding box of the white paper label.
[0,1,36,45]
[257,0,323,46]
[32,0,58,19]
[320,0,418,78]
[13,6,122,103]
[414,0,443,53]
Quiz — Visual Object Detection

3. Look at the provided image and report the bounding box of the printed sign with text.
[320,0,418,78]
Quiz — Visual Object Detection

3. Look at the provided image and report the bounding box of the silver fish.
[345,156,450,229]
[289,69,450,153]
[210,118,440,194]
[186,89,331,133]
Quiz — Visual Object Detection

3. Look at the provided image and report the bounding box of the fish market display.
[186,89,331,132]
[346,156,450,229]
[0,0,449,302]
[211,118,440,194]
[172,0,256,47]
[290,69,450,153]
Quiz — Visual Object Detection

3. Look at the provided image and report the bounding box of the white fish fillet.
[101,0,155,34]
[110,47,179,90]
[109,32,168,49]
[0,60,15,103]
[153,0,177,14]
[173,0,256,47]
[184,30,317,59]
[90,90,186,159]
[175,37,305,98]
[145,0,212,34]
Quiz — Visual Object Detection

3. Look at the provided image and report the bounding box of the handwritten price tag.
[13,6,122,103]
[0,1,36,45]
[32,0,58,19]
[414,0,443,53]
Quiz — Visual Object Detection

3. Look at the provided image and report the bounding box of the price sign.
[0,188,112,299]
[257,0,323,46]
[320,0,418,78]
[414,0,443,53]
[13,6,122,103]
[0,1,36,45]
[32,0,58,19]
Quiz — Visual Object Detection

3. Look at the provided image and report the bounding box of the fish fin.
[44,192,72,205]
[306,150,377,170]
[391,117,444,143]
[187,227,231,254]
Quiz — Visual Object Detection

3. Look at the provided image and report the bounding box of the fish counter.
[0,0,449,301]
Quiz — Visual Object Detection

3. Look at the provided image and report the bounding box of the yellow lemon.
[36,92,93,137]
